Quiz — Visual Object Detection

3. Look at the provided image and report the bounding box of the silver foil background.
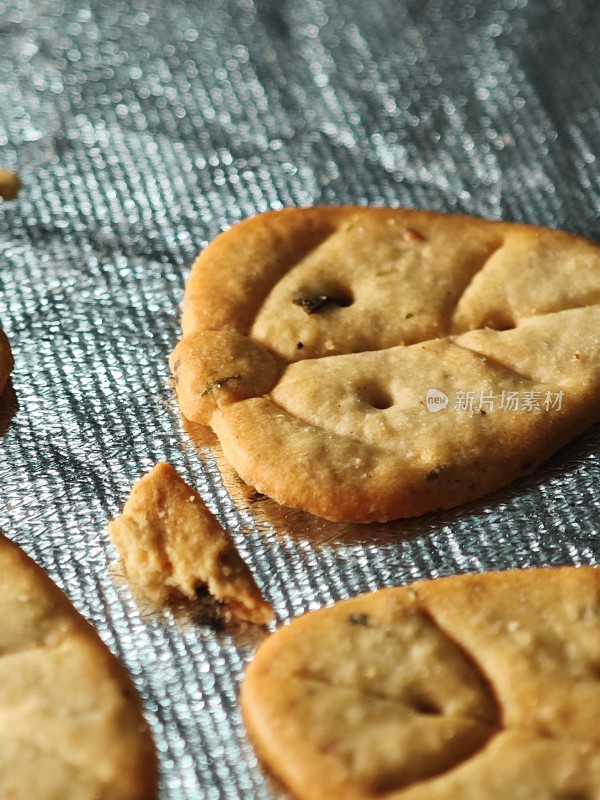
[1,0,600,797]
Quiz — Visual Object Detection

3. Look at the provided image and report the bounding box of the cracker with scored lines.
[241,567,600,800]
[0,532,158,799]
[170,207,600,523]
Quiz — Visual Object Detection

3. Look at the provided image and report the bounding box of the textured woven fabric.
[1,0,599,796]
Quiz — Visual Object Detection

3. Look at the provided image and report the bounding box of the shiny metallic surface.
[1,0,599,796]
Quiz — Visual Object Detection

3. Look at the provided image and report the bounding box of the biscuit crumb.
[109,463,274,625]
[0,167,21,200]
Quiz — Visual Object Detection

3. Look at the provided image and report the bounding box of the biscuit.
[109,462,274,624]
[170,207,600,522]
[0,167,21,200]
[241,567,600,799]
[0,326,13,396]
[0,531,157,799]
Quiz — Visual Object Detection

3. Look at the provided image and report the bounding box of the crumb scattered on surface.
[0,168,21,200]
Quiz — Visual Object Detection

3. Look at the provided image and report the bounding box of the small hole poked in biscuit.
[482,311,516,331]
[357,384,394,410]
[407,693,443,716]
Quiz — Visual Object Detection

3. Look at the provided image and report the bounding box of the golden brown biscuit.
[170,208,600,522]
[0,531,157,799]
[109,462,274,624]
[241,567,600,800]
[0,167,21,200]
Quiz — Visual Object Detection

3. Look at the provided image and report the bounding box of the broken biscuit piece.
[109,462,274,625]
